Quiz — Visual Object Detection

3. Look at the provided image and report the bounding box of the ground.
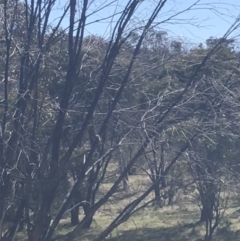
[53,202,240,241]
[50,175,240,241]
[14,174,240,241]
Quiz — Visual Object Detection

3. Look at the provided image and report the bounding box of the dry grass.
[13,172,240,241]
[53,203,240,241]
[50,175,240,241]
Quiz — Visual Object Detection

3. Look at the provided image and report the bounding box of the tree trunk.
[200,203,211,222]
[119,147,129,191]
[153,186,161,207]
[17,208,25,232]
[204,233,213,241]
[168,189,174,206]
[17,220,24,232]
[122,177,129,192]
[70,205,79,225]
[82,205,93,229]
[204,219,214,241]
[28,209,51,241]
[82,216,93,229]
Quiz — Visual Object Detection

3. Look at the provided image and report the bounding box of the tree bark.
[168,189,174,206]
[153,186,161,207]
[200,204,210,222]
[119,147,129,191]
[82,205,93,229]
[70,205,79,226]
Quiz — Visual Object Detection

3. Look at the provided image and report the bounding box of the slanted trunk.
[122,177,129,192]
[82,216,93,229]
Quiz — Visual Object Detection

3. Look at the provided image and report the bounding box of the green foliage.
[1,2,240,241]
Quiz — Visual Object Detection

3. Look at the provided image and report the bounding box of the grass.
[15,174,240,241]
[50,175,240,241]
[53,203,240,241]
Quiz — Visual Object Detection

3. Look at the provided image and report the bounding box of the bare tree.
[0,1,240,241]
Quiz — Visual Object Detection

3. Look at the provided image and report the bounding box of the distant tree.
[1,1,240,241]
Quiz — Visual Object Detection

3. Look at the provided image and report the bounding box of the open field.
[43,174,240,241]
[50,201,240,241]
[14,174,240,241]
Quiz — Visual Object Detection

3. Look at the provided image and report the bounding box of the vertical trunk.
[0,206,5,241]
[27,199,52,241]
[70,205,79,225]
[204,219,214,241]
[17,220,24,232]
[167,189,174,206]
[200,203,210,222]
[80,169,100,230]
[28,215,51,241]
[204,219,209,241]
[119,147,129,191]
[153,186,162,207]
[17,208,25,232]
[70,189,81,226]
[82,204,93,229]
[207,231,213,241]
[200,190,215,223]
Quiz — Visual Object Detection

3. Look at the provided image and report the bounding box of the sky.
[49,0,240,44]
